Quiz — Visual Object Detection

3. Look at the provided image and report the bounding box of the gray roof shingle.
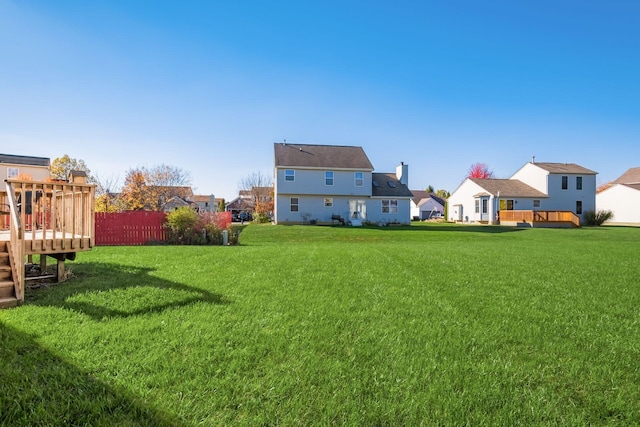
[0,154,50,167]
[372,173,413,198]
[613,167,640,184]
[274,143,374,170]
[470,178,548,198]
[532,162,597,175]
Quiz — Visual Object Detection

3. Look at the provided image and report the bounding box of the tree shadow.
[0,322,182,426]
[358,223,526,234]
[27,262,229,321]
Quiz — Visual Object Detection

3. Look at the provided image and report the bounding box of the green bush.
[583,209,614,226]
[166,207,201,244]
[166,207,238,245]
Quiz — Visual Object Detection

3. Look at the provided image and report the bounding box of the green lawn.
[2,223,640,425]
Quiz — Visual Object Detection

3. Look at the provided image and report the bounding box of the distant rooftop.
[0,153,50,167]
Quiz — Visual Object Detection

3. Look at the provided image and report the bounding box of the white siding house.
[274,143,413,225]
[596,167,640,225]
[447,161,597,225]
[410,190,446,220]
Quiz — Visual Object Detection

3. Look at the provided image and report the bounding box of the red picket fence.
[95,211,167,246]
[94,211,233,246]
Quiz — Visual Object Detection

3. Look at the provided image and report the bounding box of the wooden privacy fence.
[94,211,233,245]
[95,211,166,245]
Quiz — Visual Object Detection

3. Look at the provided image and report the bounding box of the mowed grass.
[2,223,640,425]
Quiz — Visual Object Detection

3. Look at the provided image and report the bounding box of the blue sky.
[2,0,639,200]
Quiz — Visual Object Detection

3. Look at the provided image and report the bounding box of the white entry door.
[349,199,367,220]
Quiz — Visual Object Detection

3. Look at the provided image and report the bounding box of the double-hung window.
[324,198,333,207]
[382,199,398,214]
[354,172,363,187]
[285,169,295,182]
[325,171,334,186]
[561,176,568,190]
[576,176,583,190]
[475,200,480,213]
[7,167,18,179]
[290,197,299,212]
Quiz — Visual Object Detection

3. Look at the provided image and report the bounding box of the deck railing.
[2,179,95,302]
[499,210,580,227]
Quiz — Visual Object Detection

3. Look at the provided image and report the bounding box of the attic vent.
[387,181,396,188]
[372,180,379,187]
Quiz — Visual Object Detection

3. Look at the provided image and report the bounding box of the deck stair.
[0,242,18,308]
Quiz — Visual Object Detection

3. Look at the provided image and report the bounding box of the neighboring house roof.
[0,153,50,167]
[226,197,252,211]
[620,183,640,191]
[469,178,548,198]
[532,162,597,175]
[194,195,213,203]
[410,190,446,207]
[613,167,640,184]
[274,143,374,170]
[372,173,413,198]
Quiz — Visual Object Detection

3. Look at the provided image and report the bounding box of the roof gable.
[613,167,640,184]
[470,178,548,198]
[410,190,445,206]
[274,143,374,170]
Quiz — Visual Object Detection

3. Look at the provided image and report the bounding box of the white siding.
[596,185,640,224]
[510,163,548,194]
[411,198,445,220]
[447,179,486,223]
[0,163,50,181]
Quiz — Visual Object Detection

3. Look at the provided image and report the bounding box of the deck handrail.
[3,178,95,304]
[499,210,580,227]
[5,181,24,301]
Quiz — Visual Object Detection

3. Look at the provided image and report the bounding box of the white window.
[290,197,299,212]
[482,199,488,214]
[7,167,18,179]
[324,198,333,207]
[382,199,398,214]
[325,171,334,186]
[475,200,480,213]
[354,172,363,187]
[285,169,295,182]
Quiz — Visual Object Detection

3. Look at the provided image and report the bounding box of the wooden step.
[0,280,14,299]
[0,265,11,280]
[0,296,18,309]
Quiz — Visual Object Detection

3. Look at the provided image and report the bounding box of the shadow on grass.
[0,322,181,426]
[352,223,526,233]
[27,262,228,321]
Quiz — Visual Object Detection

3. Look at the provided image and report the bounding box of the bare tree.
[94,174,123,212]
[120,165,192,211]
[238,171,273,210]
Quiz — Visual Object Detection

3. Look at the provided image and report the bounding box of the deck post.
[56,258,65,282]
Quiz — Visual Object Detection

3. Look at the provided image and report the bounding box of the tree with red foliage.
[467,162,494,179]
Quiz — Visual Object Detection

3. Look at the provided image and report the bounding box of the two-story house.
[0,153,50,181]
[273,143,413,225]
[447,161,597,226]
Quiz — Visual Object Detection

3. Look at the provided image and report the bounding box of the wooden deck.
[0,178,95,307]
